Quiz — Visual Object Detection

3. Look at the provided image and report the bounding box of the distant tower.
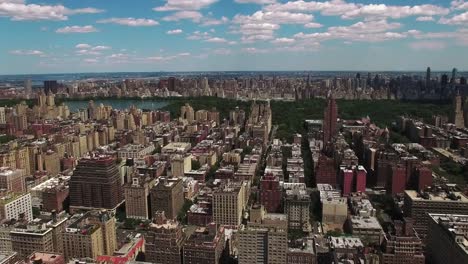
[24,79,32,97]
[426,67,431,88]
[451,68,458,84]
[452,92,465,128]
[44,80,58,94]
[323,92,338,144]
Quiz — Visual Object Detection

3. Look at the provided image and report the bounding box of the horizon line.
[1,69,466,77]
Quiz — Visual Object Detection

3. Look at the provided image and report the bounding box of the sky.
[1,0,468,74]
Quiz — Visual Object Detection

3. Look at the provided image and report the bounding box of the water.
[64,99,169,112]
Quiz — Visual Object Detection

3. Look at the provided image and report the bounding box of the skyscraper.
[425,67,431,88]
[69,155,123,211]
[43,80,58,95]
[451,67,458,84]
[452,93,465,129]
[24,79,32,97]
[323,92,338,144]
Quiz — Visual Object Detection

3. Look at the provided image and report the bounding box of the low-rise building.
[183,224,225,264]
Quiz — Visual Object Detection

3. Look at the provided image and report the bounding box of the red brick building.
[315,154,337,186]
[259,174,282,213]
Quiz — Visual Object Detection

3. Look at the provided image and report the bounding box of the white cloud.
[234,10,314,24]
[97,17,159,26]
[304,22,323,28]
[76,49,101,56]
[92,46,111,51]
[0,1,103,21]
[271,37,295,44]
[451,0,468,10]
[293,20,406,43]
[242,47,270,54]
[201,16,228,26]
[328,20,401,34]
[341,4,449,20]
[107,53,128,59]
[56,25,98,34]
[235,0,276,4]
[75,43,91,49]
[409,41,446,50]
[187,31,211,40]
[146,52,190,62]
[154,0,218,11]
[264,1,449,20]
[233,10,315,42]
[439,11,468,25]
[416,16,434,21]
[167,29,183,34]
[205,37,228,43]
[9,49,44,56]
[162,11,203,22]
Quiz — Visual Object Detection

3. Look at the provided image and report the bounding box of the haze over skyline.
[2,0,468,74]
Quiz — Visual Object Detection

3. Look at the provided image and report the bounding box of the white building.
[117,144,155,160]
[0,193,33,221]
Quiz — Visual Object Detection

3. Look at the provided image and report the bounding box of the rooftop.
[405,190,468,203]
[330,236,364,249]
[350,216,383,230]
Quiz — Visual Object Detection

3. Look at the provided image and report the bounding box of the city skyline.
[2,0,468,74]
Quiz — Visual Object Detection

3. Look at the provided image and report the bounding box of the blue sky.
[1,0,468,74]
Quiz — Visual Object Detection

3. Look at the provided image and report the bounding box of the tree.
[191,159,201,170]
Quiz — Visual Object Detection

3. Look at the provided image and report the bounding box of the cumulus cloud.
[409,41,446,50]
[271,37,295,44]
[146,52,191,62]
[294,20,406,43]
[416,16,434,21]
[201,16,228,26]
[264,1,449,20]
[205,37,228,43]
[9,49,44,56]
[97,17,159,26]
[0,1,103,21]
[439,11,468,25]
[162,11,203,22]
[154,0,218,11]
[451,0,468,10]
[56,25,98,33]
[235,0,277,4]
[75,43,91,49]
[233,10,315,42]
[187,31,211,40]
[242,47,270,54]
[304,22,323,28]
[167,29,183,35]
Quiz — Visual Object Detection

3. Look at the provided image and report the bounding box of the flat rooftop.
[405,190,468,203]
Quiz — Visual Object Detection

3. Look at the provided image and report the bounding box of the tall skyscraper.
[452,93,465,128]
[323,92,338,144]
[43,80,58,95]
[451,67,458,84]
[24,79,32,97]
[425,67,431,88]
[69,155,123,211]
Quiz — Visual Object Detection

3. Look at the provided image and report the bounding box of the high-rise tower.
[69,155,123,211]
[323,92,338,144]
